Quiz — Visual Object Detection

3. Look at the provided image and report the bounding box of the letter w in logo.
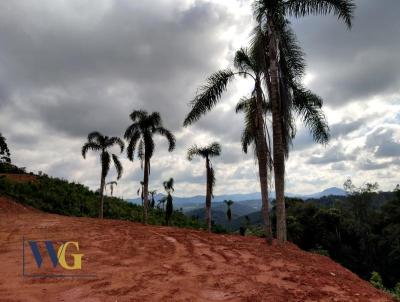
[28,241,59,268]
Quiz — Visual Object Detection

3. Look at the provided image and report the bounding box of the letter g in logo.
[57,241,84,270]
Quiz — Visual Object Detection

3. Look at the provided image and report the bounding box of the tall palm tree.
[236,44,331,243]
[124,110,176,224]
[187,142,221,233]
[106,181,117,196]
[82,132,124,219]
[253,0,354,244]
[183,48,274,241]
[163,178,174,225]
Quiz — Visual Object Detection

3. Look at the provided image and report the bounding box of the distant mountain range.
[127,187,347,210]
[127,187,347,229]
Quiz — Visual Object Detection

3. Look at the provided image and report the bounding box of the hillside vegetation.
[0,165,204,230]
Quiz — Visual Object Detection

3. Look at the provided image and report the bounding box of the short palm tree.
[149,190,157,208]
[163,178,174,225]
[124,110,176,224]
[82,132,124,219]
[224,200,234,222]
[187,142,221,233]
[252,0,354,243]
[106,181,117,197]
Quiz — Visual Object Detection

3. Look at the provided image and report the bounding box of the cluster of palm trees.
[82,110,175,223]
[183,0,354,244]
[83,0,355,244]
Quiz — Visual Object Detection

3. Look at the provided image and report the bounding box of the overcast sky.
[0,0,399,198]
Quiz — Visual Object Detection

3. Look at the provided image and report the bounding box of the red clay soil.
[0,195,395,302]
[0,173,37,183]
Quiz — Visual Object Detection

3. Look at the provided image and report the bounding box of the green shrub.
[370,271,385,290]
[370,272,400,300]
[0,162,26,174]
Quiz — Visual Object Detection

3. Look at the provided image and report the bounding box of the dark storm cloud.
[330,117,369,138]
[292,0,400,105]
[0,0,235,139]
[1,0,399,194]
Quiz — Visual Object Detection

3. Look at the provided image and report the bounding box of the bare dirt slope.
[0,195,394,302]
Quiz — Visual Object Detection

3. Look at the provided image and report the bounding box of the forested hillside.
[0,163,204,230]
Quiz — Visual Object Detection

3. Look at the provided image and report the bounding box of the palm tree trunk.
[267,18,287,244]
[255,78,273,244]
[143,157,149,224]
[205,157,212,233]
[99,174,105,219]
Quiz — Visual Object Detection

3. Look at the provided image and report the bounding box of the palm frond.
[149,112,162,127]
[293,86,330,144]
[124,122,140,140]
[187,145,201,161]
[81,142,101,158]
[241,128,255,154]
[107,137,125,153]
[250,25,269,70]
[126,130,141,161]
[163,178,175,193]
[278,21,306,82]
[285,0,355,28]
[235,96,252,113]
[87,131,103,143]
[234,48,254,74]
[154,127,176,152]
[112,154,123,180]
[129,110,148,122]
[208,142,221,157]
[183,69,235,126]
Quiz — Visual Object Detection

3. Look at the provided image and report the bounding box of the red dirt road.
[0,195,395,302]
